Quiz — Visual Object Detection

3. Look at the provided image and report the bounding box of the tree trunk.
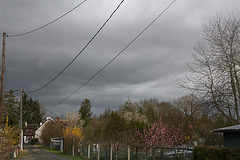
[136,147,138,160]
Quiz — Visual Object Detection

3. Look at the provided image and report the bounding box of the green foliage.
[83,117,102,143]
[137,98,159,123]
[22,93,45,125]
[31,138,39,145]
[0,89,46,144]
[2,90,19,126]
[83,108,147,147]
[41,121,64,146]
[104,111,127,143]
[120,98,135,113]
[135,99,179,124]
[81,97,232,148]
[193,146,240,160]
[78,98,93,125]
[1,90,45,127]
[127,119,147,146]
[83,109,112,144]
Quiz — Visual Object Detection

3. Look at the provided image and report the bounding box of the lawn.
[17,149,29,157]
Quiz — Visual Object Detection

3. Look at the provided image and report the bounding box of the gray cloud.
[1,0,240,116]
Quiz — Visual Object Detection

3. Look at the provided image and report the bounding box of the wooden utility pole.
[20,89,23,151]
[0,32,6,126]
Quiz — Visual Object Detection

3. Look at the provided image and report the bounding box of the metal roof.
[211,125,240,133]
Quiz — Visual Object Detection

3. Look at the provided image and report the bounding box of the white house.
[35,116,55,143]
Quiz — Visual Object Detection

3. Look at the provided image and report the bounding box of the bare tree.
[66,111,83,129]
[180,15,240,124]
[174,94,203,119]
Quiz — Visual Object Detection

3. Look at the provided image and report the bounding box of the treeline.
[40,96,232,157]
[0,90,45,158]
[1,90,45,127]
[83,96,232,148]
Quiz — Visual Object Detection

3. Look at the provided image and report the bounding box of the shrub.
[31,138,38,145]
[0,116,19,159]
[41,121,64,146]
[63,126,84,155]
[193,146,240,160]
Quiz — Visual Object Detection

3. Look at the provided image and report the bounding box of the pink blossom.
[135,119,187,148]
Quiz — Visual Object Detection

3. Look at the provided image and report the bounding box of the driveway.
[17,144,71,160]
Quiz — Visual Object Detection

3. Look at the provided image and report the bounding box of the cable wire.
[26,0,125,94]
[7,0,88,37]
[45,108,58,117]
[47,0,176,110]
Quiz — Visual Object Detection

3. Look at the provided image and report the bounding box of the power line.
[7,0,88,37]
[45,108,58,117]
[26,0,126,94]
[48,0,177,110]
[9,90,57,118]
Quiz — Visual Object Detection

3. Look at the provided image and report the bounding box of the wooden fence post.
[88,144,90,159]
[98,144,100,160]
[128,145,130,160]
[110,144,113,160]
[72,138,75,156]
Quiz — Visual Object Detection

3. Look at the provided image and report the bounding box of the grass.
[17,149,29,157]
[35,145,87,160]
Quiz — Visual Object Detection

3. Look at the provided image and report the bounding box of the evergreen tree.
[2,90,19,126]
[78,98,93,123]
[22,93,45,125]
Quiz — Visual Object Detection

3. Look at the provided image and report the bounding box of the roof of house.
[211,125,240,133]
[35,119,53,133]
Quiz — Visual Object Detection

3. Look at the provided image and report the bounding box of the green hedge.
[193,146,240,160]
[31,138,39,145]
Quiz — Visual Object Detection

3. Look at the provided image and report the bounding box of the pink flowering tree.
[136,119,186,148]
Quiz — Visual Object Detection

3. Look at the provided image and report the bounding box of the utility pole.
[0,32,6,126]
[20,89,23,151]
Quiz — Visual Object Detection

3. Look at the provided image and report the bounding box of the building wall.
[35,119,51,143]
[223,132,240,147]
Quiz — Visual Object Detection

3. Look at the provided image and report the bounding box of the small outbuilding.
[211,125,240,147]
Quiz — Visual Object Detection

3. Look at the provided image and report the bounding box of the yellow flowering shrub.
[64,126,83,138]
[0,116,19,159]
[63,126,84,154]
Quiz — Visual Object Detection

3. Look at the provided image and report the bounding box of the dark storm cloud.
[1,0,240,116]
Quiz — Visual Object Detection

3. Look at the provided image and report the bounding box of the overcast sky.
[1,0,240,117]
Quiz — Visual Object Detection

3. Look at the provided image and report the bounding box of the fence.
[50,137,64,152]
[60,138,193,160]
[153,147,193,160]
[78,144,193,160]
